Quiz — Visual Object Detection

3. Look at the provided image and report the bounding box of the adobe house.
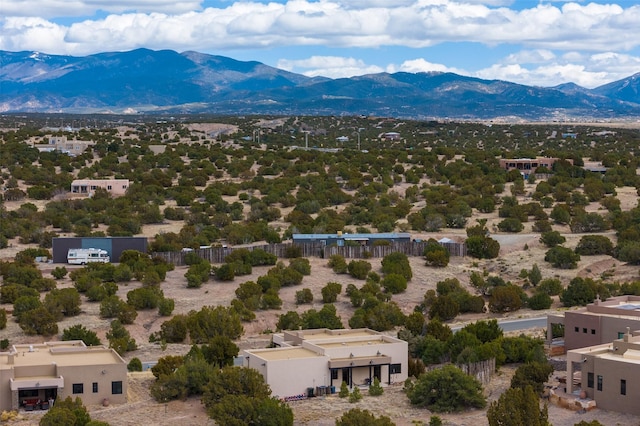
[499,157,571,178]
[567,329,640,415]
[29,136,95,156]
[70,179,129,197]
[242,328,408,399]
[0,341,127,411]
[547,295,640,351]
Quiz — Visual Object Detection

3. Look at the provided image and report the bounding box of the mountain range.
[1,48,639,120]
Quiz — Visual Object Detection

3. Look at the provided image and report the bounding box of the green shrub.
[368,377,384,396]
[381,252,412,280]
[321,282,342,303]
[51,266,68,279]
[339,381,349,398]
[349,387,363,403]
[537,278,563,296]
[348,260,372,279]
[497,218,524,233]
[381,273,407,294]
[328,254,348,273]
[158,298,175,316]
[528,292,552,310]
[62,324,101,346]
[289,258,311,275]
[407,364,486,412]
[575,235,614,256]
[540,231,566,247]
[545,246,580,269]
[127,357,143,372]
[295,288,314,304]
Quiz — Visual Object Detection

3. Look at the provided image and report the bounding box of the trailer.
[67,248,110,264]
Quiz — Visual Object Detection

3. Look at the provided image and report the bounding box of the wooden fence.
[152,240,466,267]
[426,358,496,386]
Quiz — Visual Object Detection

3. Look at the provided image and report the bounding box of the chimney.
[624,327,631,342]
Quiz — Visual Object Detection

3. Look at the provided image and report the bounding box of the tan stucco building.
[70,179,129,197]
[242,328,408,399]
[547,295,640,351]
[567,329,640,415]
[29,136,95,156]
[499,157,571,178]
[0,341,127,411]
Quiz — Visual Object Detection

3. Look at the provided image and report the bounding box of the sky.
[1,0,640,88]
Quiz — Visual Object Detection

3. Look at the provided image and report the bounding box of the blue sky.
[1,0,639,88]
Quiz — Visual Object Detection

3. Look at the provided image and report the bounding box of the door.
[373,365,381,381]
[342,368,351,385]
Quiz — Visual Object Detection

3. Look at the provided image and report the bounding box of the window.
[73,383,84,394]
[112,381,123,395]
[107,185,112,190]
[591,329,596,335]
[390,364,402,374]
[92,383,98,393]
[575,327,579,333]
[583,328,587,333]
[621,379,626,395]
[618,332,625,339]
[587,373,594,388]
[331,370,338,380]
[597,375,603,391]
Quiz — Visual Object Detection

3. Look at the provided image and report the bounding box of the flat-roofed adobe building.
[242,328,408,399]
[567,329,640,415]
[547,295,640,351]
[499,157,572,178]
[0,341,127,411]
[70,179,129,197]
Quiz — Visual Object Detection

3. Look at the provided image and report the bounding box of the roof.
[248,347,324,361]
[292,233,410,240]
[316,338,390,349]
[0,341,125,372]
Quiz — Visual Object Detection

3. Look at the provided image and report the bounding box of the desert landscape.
[2,119,640,425]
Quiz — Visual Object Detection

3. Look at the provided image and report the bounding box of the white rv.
[67,248,110,264]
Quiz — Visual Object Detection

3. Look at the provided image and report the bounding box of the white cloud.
[503,49,556,65]
[1,1,639,54]
[2,1,204,18]
[277,56,384,78]
[475,50,640,88]
[475,63,609,88]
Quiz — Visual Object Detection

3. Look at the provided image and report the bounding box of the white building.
[242,328,408,399]
[70,179,129,197]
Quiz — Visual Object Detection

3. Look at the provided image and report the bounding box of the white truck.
[67,248,110,265]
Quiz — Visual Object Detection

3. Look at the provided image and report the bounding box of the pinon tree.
[406,364,486,412]
[487,385,550,426]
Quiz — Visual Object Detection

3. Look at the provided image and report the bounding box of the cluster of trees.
[486,361,554,426]
[400,318,546,370]
[398,317,561,423]
[152,305,243,344]
[149,348,292,425]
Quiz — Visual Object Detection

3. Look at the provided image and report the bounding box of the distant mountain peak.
[1,48,639,119]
